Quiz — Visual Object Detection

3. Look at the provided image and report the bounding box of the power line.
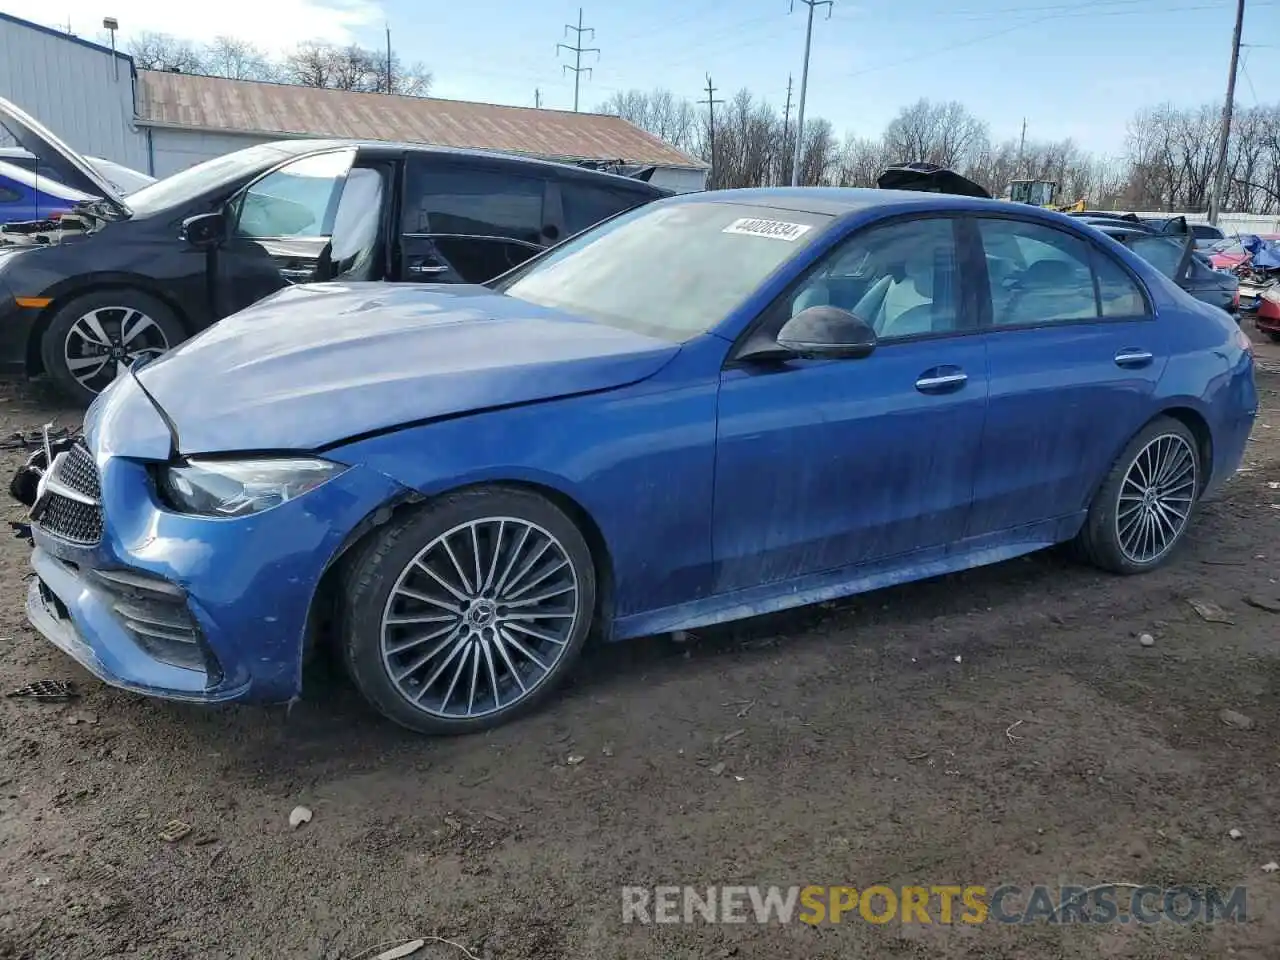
[556,7,599,112]
[1209,0,1246,225]
[698,74,725,187]
[790,0,833,187]
[782,74,794,186]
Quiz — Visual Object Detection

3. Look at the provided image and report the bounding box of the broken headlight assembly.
[156,457,345,517]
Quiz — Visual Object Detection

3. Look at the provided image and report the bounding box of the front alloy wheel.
[341,487,596,734]
[40,290,186,405]
[64,305,171,393]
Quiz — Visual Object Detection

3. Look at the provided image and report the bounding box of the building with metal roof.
[135,72,706,192]
[0,11,706,193]
[0,11,148,172]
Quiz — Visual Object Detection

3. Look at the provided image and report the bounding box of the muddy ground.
[0,334,1278,960]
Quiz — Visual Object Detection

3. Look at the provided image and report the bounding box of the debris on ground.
[1230,828,1244,840]
[372,941,425,960]
[1244,595,1280,614]
[1005,720,1025,744]
[6,680,78,701]
[954,655,963,663]
[345,935,482,960]
[566,754,585,766]
[443,816,462,834]
[288,806,313,829]
[1138,633,1156,647]
[601,743,614,757]
[721,728,746,744]
[31,876,51,887]
[158,820,192,843]
[1263,862,1279,874]
[1220,709,1255,730]
[1188,598,1234,624]
[709,761,727,776]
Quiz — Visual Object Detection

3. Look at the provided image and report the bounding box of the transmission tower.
[557,8,599,112]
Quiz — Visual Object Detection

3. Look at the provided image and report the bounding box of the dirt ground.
[0,334,1277,960]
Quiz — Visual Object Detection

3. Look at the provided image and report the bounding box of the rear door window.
[404,163,546,245]
[1127,236,1188,281]
[976,218,1149,325]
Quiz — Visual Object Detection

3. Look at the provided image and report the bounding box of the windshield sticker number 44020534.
[722,217,813,241]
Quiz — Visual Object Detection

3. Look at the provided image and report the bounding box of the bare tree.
[128,31,204,73]
[883,99,987,169]
[596,89,698,152]
[204,36,276,81]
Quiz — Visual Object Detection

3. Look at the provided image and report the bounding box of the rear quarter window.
[561,182,649,237]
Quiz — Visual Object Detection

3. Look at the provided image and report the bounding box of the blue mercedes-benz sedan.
[21,188,1258,734]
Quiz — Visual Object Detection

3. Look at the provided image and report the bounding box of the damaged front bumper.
[21,379,409,705]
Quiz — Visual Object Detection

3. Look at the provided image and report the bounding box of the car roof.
[254,138,668,193]
[671,185,1053,218]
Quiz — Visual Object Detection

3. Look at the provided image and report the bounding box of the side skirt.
[612,513,1085,641]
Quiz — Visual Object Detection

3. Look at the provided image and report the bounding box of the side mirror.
[181,212,226,249]
[775,305,878,360]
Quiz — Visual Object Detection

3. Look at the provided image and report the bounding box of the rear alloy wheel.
[340,487,596,734]
[40,290,186,404]
[1076,416,1201,574]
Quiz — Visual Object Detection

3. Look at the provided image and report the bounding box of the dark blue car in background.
[21,187,1258,735]
[0,158,95,224]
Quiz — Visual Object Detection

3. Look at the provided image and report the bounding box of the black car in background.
[0,97,667,402]
[1073,215,1239,318]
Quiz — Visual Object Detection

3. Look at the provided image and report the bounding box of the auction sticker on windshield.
[722,218,813,241]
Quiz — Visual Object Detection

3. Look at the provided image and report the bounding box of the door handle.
[915,371,968,394]
[1114,349,1153,367]
[408,263,449,276]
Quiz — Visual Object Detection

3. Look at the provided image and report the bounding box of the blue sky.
[6,0,1279,156]
[396,0,1280,156]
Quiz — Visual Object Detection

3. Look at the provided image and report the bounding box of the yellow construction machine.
[1007,178,1087,213]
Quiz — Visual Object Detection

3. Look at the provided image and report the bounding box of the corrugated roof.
[136,71,705,170]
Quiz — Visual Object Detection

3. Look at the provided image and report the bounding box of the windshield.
[494,201,832,341]
[126,143,304,216]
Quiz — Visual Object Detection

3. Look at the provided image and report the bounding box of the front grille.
[36,442,103,546]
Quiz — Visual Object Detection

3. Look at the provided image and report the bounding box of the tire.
[40,289,187,405]
[339,486,597,735]
[1075,416,1202,575]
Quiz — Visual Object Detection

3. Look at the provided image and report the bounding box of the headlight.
[157,457,345,517]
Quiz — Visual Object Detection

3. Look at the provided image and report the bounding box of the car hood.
[0,95,129,216]
[133,282,681,455]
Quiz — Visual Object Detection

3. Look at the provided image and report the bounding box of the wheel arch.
[1155,403,1214,493]
[303,477,618,666]
[1082,402,1215,517]
[24,274,198,376]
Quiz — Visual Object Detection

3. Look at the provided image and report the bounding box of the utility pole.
[1017,117,1026,173]
[1209,0,1246,225]
[535,88,542,108]
[385,24,393,95]
[557,8,599,113]
[789,0,833,187]
[698,75,725,188]
[781,74,794,186]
